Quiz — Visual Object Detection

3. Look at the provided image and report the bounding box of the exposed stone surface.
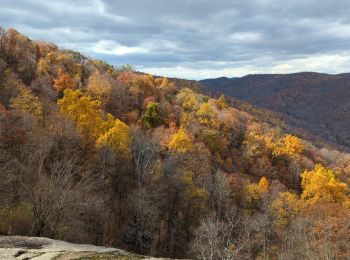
[0,236,170,260]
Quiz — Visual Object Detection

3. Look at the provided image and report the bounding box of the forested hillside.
[1,28,350,259]
[201,73,350,148]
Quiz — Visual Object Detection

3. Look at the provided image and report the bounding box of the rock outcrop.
[0,236,167,260]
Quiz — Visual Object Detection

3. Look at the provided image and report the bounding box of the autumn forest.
[0,28,350,259]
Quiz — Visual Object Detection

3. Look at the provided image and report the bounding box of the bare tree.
[26,157,105,238]
[130,126,159,187]
[191,207,250,260]
[203,170,232,218]
[123,188,159,254]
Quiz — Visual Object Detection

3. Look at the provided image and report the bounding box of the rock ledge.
[0,236,168,260]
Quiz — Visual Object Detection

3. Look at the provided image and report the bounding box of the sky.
[1,0,350,80]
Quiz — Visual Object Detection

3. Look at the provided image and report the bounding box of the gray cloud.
[1,0,350,79]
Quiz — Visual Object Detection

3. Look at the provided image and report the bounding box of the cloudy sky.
[1,0,350,79]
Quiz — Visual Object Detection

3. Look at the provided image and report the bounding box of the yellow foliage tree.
[10,87,43,119]
[130,74,156,98]
[168,127,193,153]
[301,164,349,204]
[96,119,131,158]
[196,102,219,128]
[176,88,198,111]
[159,77,169,88]
[272,134,304,157]
[243,123,267,158]
[158,77,176,92]
[272,191,300,230]
[246,177,270,207]
[259,176,269,191]
[58,89,111,140]
[216,94,229,110]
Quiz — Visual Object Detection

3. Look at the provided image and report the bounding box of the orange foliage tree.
[53,68,75,93]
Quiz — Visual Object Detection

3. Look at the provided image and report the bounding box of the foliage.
[273,134,304,157]
[3,27,350,259]
[87,70,112,104]
[168,127,193,153]
[182,171,208,204]
[176,88,198,111]
[142,101,161,128]
[301,164,349,204]
[96,118,131,158]
[58,89,109,140]
[53,68,75,92]
[245,177,269,207]
[272,192,300,230]
[196,102,219,128]
[197,128,228,155]
[10,87,43,118]
[216,94,229,110]
[259,176,269,191]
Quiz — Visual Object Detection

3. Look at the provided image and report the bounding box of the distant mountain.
[201,72,350,148]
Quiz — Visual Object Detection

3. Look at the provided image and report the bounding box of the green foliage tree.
[142,101,161,128]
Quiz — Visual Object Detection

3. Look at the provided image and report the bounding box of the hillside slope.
[1,27,350,259]
[201,73,350,147]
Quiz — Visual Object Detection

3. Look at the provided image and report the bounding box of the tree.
[243,122,267,159]
[216,94,229,110]
[130,74,156,98]
[28,158,104,238]
[123,188,159,254]
[197,128,228,156]
[259,177,269,191]
[58,89,109,140]
[196,102,219,128]
[176,88,198,111]
[301,164,349,204]
[168,127,193,153]
[142,101,161,128]
[96,118,131,159]
[0,28,37,84]
[53,68,75,93]
[271,191,300,231]
[157,154,208,257]
[245,177,270,208]
[191,209,249,260]
[10,87,43,119]
[203,170,233,217]
[130,127,159,186]
[87,71,112,105]
[272,134,304,157]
